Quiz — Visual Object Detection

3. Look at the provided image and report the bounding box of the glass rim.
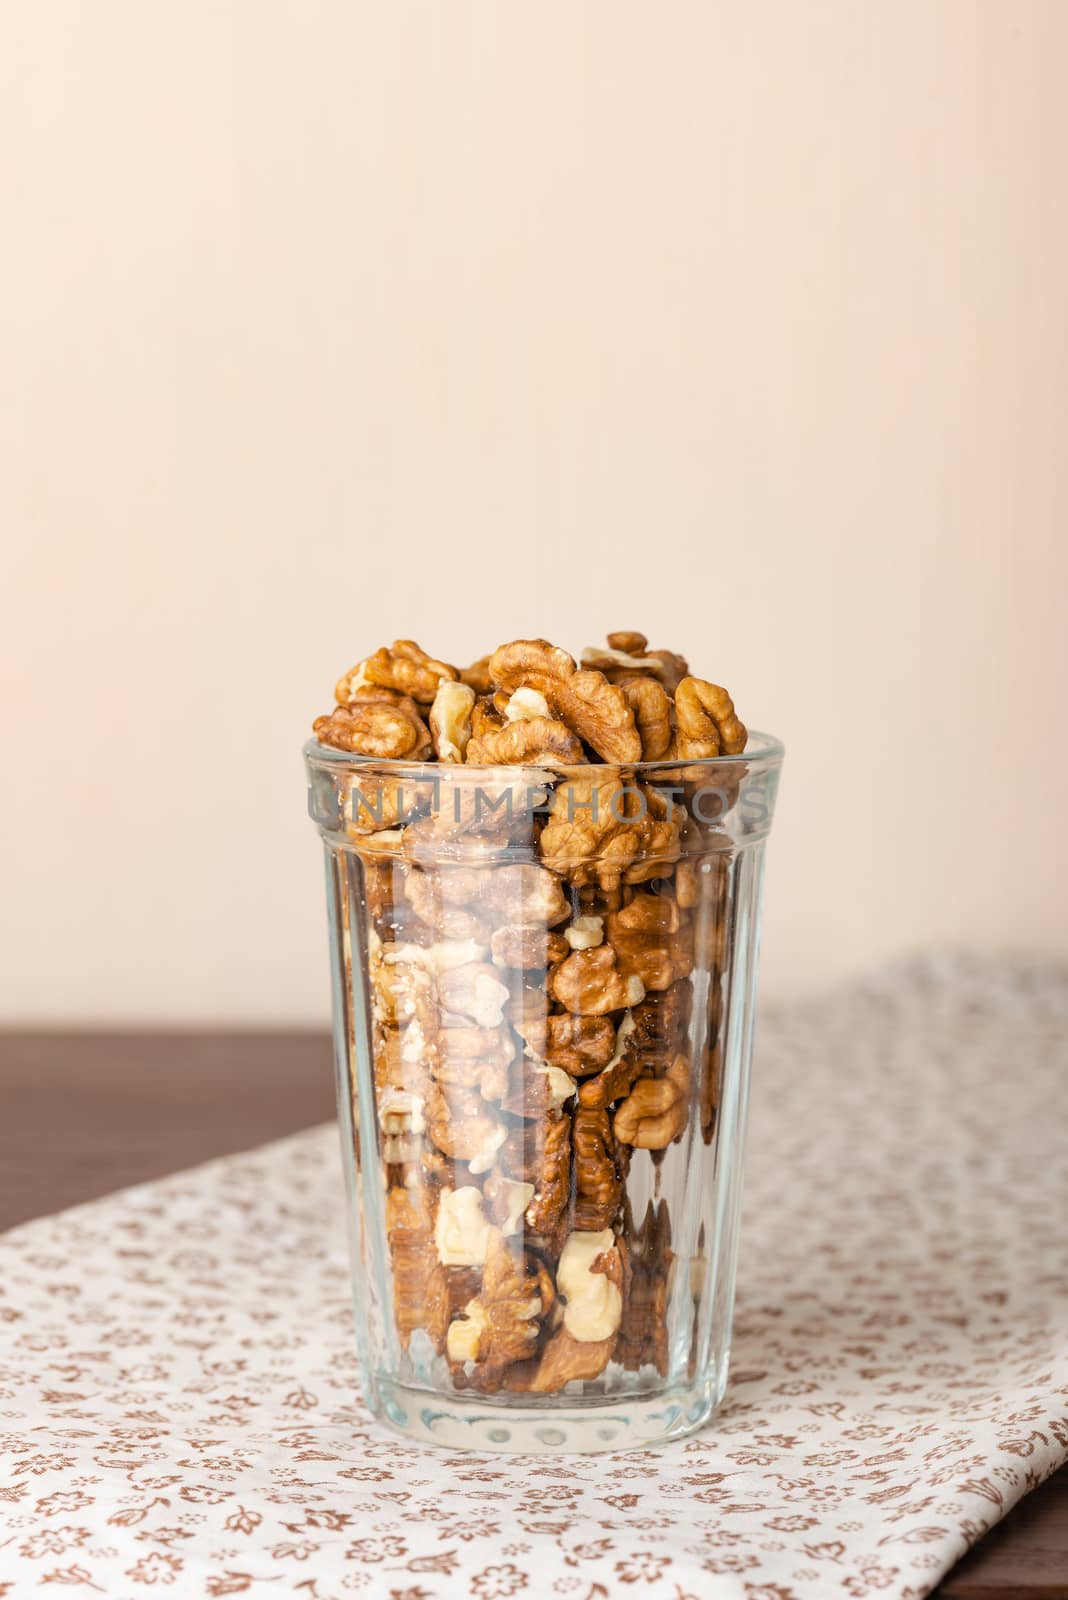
[303,728,784,777]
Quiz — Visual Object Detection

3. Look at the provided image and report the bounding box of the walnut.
[505,984,550,1058]
[645,650,690,695]
[351,827,408,865]
[434,1184,494,1266]
[436,963,511,1028]
[553,667,642,763]
[578,642,655,678]
[379,935,490,977]
[378,1081,434,1171]
[700,1036,722,1143]
[623,832,682,886]
[550,944,645,1016]
[613,1054,690,1148]
[521,1326,617,1392]
[446,1231,554,1383]
[674,858,699,909]
[564,914,603,951]
[386,1180,433,1235]
[539,1012,617,1075]
[374,1022,435,1097]
[501,686,551,722]
[313,699,433,759]
[577,1011,644,1109]
[481,1170,536,1236]
[426,1084,507,1171]
[538,774,640,887]
[466,715,584,767]
[499,1112,571,1240]
[361,858,397,928]
[445,1264,484,1321]
[344,768,433,835]
[499,1061,577,1119]
[488,639,642,764]
[379,1087,427,1145]
[386,1185,449,1351]
[378,1126,425,1169]
[606,630,649,654]
[605,893,694,991]
[460,655,493,694]
[467,1124,510,1175]
[429,680,476,763]
[404,860,565,932]
[580,635,690,694]
[435,1024,516,1101]
[571,1106,628,1230]
[672,676,747,757]
[337,682,410,707]
[575,880,622,914]
[492,862,570,927]
[403,868,489,942]
[490,925,569,970]
[470,694,503,740]
[610,889,679,935]
[617,1199,673,1375]
[620,676,673,761]
[369,946,438,1034]
[627,981,693,1072]
[539,773,680,890]
[403,770,544,851]
[407,864,486,909]
[511,1229,625,1392]
[557,1228,624,1340]
[337,640,457,706]
[489,638,573,689]
[695,910,728,969]
[622,787,685,885]
[329,683,434,763]
[698,849,730,912]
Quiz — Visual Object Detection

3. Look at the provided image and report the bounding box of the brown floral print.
[1,955,1066,1598]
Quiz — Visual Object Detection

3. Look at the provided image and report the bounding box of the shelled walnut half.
[522,1229,625,1392]
[446,1232,555,1388]
[613,1055,691,1149]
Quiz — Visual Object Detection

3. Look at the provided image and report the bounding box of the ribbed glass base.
[369,1369,726,1453]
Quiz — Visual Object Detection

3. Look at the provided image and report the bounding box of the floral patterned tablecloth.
[2,956,1067,1600]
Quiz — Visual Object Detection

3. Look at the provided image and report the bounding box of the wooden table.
[1,1031,1064,1598]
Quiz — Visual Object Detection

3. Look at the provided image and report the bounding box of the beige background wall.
[2,1,1066,1022]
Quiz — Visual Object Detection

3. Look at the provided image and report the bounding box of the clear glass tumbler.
[305,736,782,1452]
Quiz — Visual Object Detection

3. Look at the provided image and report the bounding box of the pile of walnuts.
[312,633,744,1394]
[315,632,745,767]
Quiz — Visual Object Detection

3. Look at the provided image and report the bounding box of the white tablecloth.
[2,955,1067,1599]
